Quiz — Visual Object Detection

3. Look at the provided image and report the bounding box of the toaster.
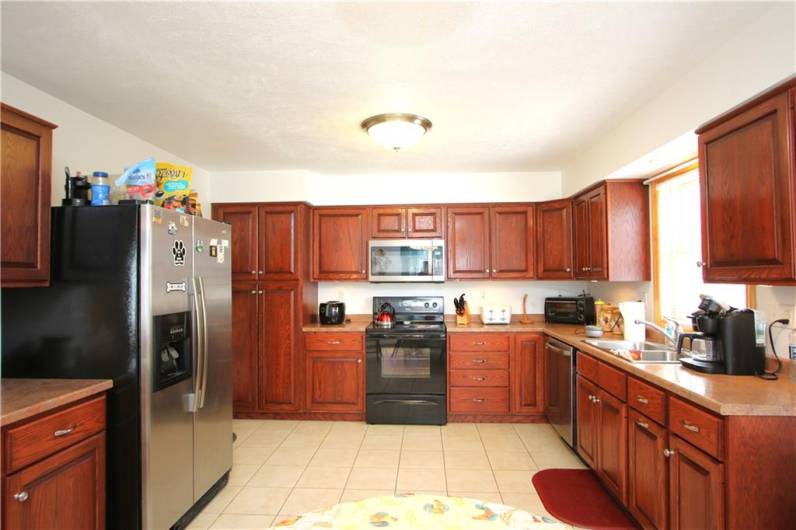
[481,305,512,325]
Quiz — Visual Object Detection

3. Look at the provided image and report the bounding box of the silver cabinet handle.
[258,290,264,294]
[472,376,487,381]
[328,340,342,345]
[250,270,256,274]
[696,261,705,268]
[250,290,257,294]
[565,267,571,272]
[14,491,29,502]
[682,421,700,433]
[484,268,489,273]
[592,395,600,404]
[636,420,649,430]
[258,270,264,274]
[54,425,76,437]
[636,396,649,405]
[472,358,487,364]
[663,448,676,458]
[361,269,366,274]
[471,398,485,403]
[473,341,486,346]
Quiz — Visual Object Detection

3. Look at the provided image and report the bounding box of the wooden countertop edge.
[1,379,113,427]
[301,320,796,417]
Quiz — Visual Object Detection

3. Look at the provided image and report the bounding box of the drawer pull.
[471,398,486,403]
[635,396,649,405]
[473,341,486,346]
[663,448,676,458]
[592,396,600,404]
[682,421,700,433]
[14,491,29,502]
[472,359,487,364]
[472,376,487,381]
[636,420,649,430]
[54,425,76,437]
[327,340,342,345]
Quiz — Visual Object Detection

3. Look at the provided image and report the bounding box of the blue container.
[91,171,111,206]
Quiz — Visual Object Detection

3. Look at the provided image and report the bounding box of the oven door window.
[381,340,431,379]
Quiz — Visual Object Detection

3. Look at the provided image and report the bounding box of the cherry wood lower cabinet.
[668,434,724,530]
[304,333,365,413]
[231,282,259,412]
[575,375,599,469]
[2,395,107,530]
[258,283,302,412]
[595,388,627,503]
[628,410,668,530]
[1,104,57,288]
[510,333,545,414]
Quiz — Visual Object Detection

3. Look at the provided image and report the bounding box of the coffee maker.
[678,296,764,375]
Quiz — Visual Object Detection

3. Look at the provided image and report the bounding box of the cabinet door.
[587,188,608,280]
[407,207,444,238]
[312,208,369,280]
[596,387,627,503]
[305,350,364,413]
[258,205,299,280]
[371,207,406,238]
[699,90,795,282]
[536,199,574,279]
[232,282,259,412]
[576,375,598,468]
[573,198,590,279]
[1,104,56,287]
[213,204,259,281]
[490,205,535,279]
[447,207,490,279]
[628,410,668,530]
[258,283,301,412]
[668,435,724,530]
[4,433,105,530]
[511,333,545,414]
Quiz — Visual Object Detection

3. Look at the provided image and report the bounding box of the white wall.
[1,72,212,213]
[210,170,562,205]
[561,3,796,195]
[319,280,588,316]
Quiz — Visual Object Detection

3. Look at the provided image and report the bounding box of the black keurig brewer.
[680,307,764,375]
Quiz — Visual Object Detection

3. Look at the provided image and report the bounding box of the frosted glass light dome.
[361,113,432,151]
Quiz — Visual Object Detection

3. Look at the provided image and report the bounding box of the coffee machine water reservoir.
[153,312,192,391]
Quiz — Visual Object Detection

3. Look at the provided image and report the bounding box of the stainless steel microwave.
[368,239,445,282]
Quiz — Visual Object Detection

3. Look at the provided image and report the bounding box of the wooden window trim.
[650,158,754,324]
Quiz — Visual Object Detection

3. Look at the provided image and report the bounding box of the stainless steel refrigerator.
[2,204,233,530]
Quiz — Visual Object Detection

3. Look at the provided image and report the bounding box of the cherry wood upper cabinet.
[536,199,574,279]
[371,206,444,239]
[668,435,724,530]
[696,77,796,283]
[258,283,301,412]
[1,104,57,288]
[312,207,369,280]
[491,205,535,279]
[573,180,650,281]
[628,409,668,530]
[511,333,545,414]
[231,282,259,412]
[212,204,259,281]
[447,206,491,279]
[213,203,307,281]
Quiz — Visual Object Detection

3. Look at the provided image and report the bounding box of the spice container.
[91,171,111,206]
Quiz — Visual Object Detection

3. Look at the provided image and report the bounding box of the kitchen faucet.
[634,317,682,347]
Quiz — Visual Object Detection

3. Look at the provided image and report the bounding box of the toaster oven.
[544,295,596,325]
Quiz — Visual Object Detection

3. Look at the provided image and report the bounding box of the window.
[651,161,749,325]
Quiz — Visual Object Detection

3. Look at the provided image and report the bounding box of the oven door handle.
[373,399,439,407]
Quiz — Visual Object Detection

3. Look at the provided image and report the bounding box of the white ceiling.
[0,1,775,173]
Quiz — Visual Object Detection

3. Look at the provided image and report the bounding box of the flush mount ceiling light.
[361,113,432,151]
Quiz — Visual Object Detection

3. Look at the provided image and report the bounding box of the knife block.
[455,302,471,326]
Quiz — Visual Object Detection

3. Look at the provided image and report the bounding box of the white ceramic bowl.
[585,325,604,338]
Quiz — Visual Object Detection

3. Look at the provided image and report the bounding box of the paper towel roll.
[619,301,646,343]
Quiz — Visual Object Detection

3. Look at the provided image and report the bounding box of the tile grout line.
[339,424,367,497]
[475,423,504,504]
[276,422,335,518]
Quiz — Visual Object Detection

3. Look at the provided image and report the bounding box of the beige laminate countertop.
[1,379,113,427]
[303,315,796,417]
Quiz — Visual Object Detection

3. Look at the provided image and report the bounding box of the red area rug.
[531,469,637,529]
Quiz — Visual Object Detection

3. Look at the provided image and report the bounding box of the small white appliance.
[619,301,646,343]
[481,305,512,324]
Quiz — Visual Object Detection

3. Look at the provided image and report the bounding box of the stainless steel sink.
[584,339,686,364]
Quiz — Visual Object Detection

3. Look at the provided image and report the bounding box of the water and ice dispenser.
[153,312,192,391]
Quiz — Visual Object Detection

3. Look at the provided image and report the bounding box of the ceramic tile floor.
[188,420,586,529]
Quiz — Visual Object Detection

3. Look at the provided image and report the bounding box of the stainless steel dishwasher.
[544,337,576,448]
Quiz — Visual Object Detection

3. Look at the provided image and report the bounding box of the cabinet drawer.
[4,396,106,474]
[597,361,627,401]
[449,351,509,370]
[305,332,363,351]
[669,397,724,460]
[450,387,509,414]
[577,352,598,381]
[450,369,509,388]
[449,333,510,352]
[627,377,666,425]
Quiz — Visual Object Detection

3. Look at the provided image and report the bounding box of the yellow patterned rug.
[269,493,566,529]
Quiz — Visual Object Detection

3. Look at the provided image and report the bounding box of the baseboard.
[448,413,547,423]
[234,411,366,421]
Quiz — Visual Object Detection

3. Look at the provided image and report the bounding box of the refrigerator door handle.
[197,276,210,409]
[190,276,204,412]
